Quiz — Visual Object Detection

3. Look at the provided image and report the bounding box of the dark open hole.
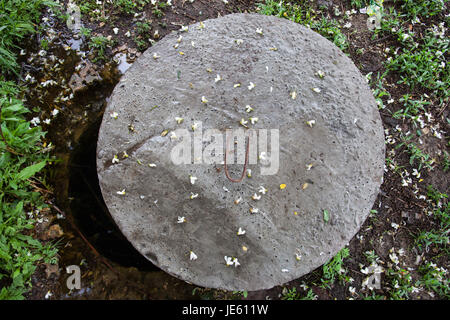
[68,117,158,271]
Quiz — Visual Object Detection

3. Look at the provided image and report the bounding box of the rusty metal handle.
[224,134,249,183]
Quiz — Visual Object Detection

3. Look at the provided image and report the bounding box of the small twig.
[348,268,365,276]
[28,178,53,195]
[371,33,395,44]
[48,202,150,298]
[76,169,116,223]
[174,9,197,21]
[197,0,220,14]
[48,201,115,272]
[101,1,106,19]
[437,102,448,117]
[234,0,248,11]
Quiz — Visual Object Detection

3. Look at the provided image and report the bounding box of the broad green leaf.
[16,161,46,181]
[323,210,330,223]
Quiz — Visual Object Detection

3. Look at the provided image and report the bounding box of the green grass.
[383,36,449,99]
[392,94,431,123]
[74,0,101,18]
[417,261,449,298]
[257,0,349,52]
[88,35,113,63]
[134,21,152,51]
[350,0,370,9]
[114,0,151,15]
[0,0,56,75]
[0,81,58,299]
[79,27,92,39]
[281,287,317,300]
[385,266,415,300]
[413,186,449,298]
[376,3,449,101]
[75,0,154,18]
[0,0,58,299]
[395,0,447,20]
[231,290,248,299]
[396,134,434,171]
[443,151,450,172]
[415,186,449,256]
[151,1,168,18]
[362,292,386,300]
[363,250,381,264]
[368,72,392,110]
[320,247,351,288]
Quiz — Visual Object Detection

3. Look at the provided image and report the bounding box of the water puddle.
[67,37,83,51]
[113,52,133,74]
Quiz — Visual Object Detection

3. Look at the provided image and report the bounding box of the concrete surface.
[96,13,385,291]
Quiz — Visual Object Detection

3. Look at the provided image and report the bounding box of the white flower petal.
[190,251,197,260]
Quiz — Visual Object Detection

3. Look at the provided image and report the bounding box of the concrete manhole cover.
[97,13,385,291]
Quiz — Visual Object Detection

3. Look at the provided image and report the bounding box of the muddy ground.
[20,0,448,300]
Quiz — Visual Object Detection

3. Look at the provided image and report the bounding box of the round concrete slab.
[97,13,385,291]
